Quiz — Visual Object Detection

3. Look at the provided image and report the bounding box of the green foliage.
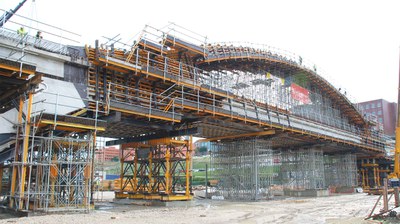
[111,156,119,162]
[195,146,208,155]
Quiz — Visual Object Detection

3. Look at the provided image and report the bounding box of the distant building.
[357,99,397,137]
[95,146,120,161]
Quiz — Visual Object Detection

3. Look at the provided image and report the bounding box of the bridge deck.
[84,43,386,156]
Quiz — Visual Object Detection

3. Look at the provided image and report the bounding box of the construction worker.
[36,31,43,39]
[35,31,43,48]
[17,27,26,37]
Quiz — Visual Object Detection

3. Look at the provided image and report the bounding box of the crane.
[388,51,400,186]
[0,0,28,28]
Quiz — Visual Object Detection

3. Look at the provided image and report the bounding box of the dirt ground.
[0,192,390,224]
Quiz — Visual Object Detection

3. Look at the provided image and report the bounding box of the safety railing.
[30,90,108,134]
[105,80,387,152]
[101,47,365,131]
[0,27,71,56]
[97,46,388,145]
[106,82,182,122]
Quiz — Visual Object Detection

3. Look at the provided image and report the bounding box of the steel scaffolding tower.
[6,90,104,212]
[210,139,275,200]
[324,154,358,188]
[210,139,359,199]
[279,149,325,190]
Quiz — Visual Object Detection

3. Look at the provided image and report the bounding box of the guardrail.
[0,27,79,57]
[99,47,366,131]
[105,81,387,152]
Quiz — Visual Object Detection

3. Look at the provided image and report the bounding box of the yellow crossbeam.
[197,130,276,143]
[39,119,106,131]
[71,108,87,117]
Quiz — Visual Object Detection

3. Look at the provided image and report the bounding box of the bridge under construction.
[0,22,392,213]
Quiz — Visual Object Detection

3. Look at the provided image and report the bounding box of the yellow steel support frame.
[19,91,33,209]
[116,137,193,201]
[165,149,171,194]
[119,149,124,193]
[376,167,381,187]
[361,169,366,188]
[185,136,192,197]
[394,127,400,177]
[9,97,24,208]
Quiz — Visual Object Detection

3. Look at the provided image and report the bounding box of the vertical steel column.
[103,68,107,103]
[133,149,138,192]
[9,96,24,208]
[95,40,100,101]
[18,91,33,210]
[50,154,57,207]
[185,136,192,196]
[165,149,171,194]
[87,131,95,206]
[361,169,366,188]
[120,148,124,192]
[148,151,153,193]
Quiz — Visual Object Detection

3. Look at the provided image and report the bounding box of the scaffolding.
[324,154,358,188]
[210,139,360,199]
[210,139,275,200]
[115,137,193,201]
[6,90,104,212]
[279,149,325,190]
[93,137,106,202]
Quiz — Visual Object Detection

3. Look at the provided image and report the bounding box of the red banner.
[291,83,311,104]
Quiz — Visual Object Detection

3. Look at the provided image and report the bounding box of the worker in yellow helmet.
[17,27,27,37]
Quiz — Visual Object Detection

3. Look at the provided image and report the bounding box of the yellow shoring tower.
[115,137,193,201]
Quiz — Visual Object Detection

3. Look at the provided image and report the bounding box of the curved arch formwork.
[84,25,389,199]
[92,27,384,155]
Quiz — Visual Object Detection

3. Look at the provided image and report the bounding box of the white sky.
[2,0,400,103]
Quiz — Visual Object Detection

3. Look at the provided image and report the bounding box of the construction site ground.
[0,192,388,224]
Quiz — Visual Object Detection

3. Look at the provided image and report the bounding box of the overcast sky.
[3,0,400,103]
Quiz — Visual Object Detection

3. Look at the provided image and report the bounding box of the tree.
[196,146,208,155]
[111,156,119,162]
